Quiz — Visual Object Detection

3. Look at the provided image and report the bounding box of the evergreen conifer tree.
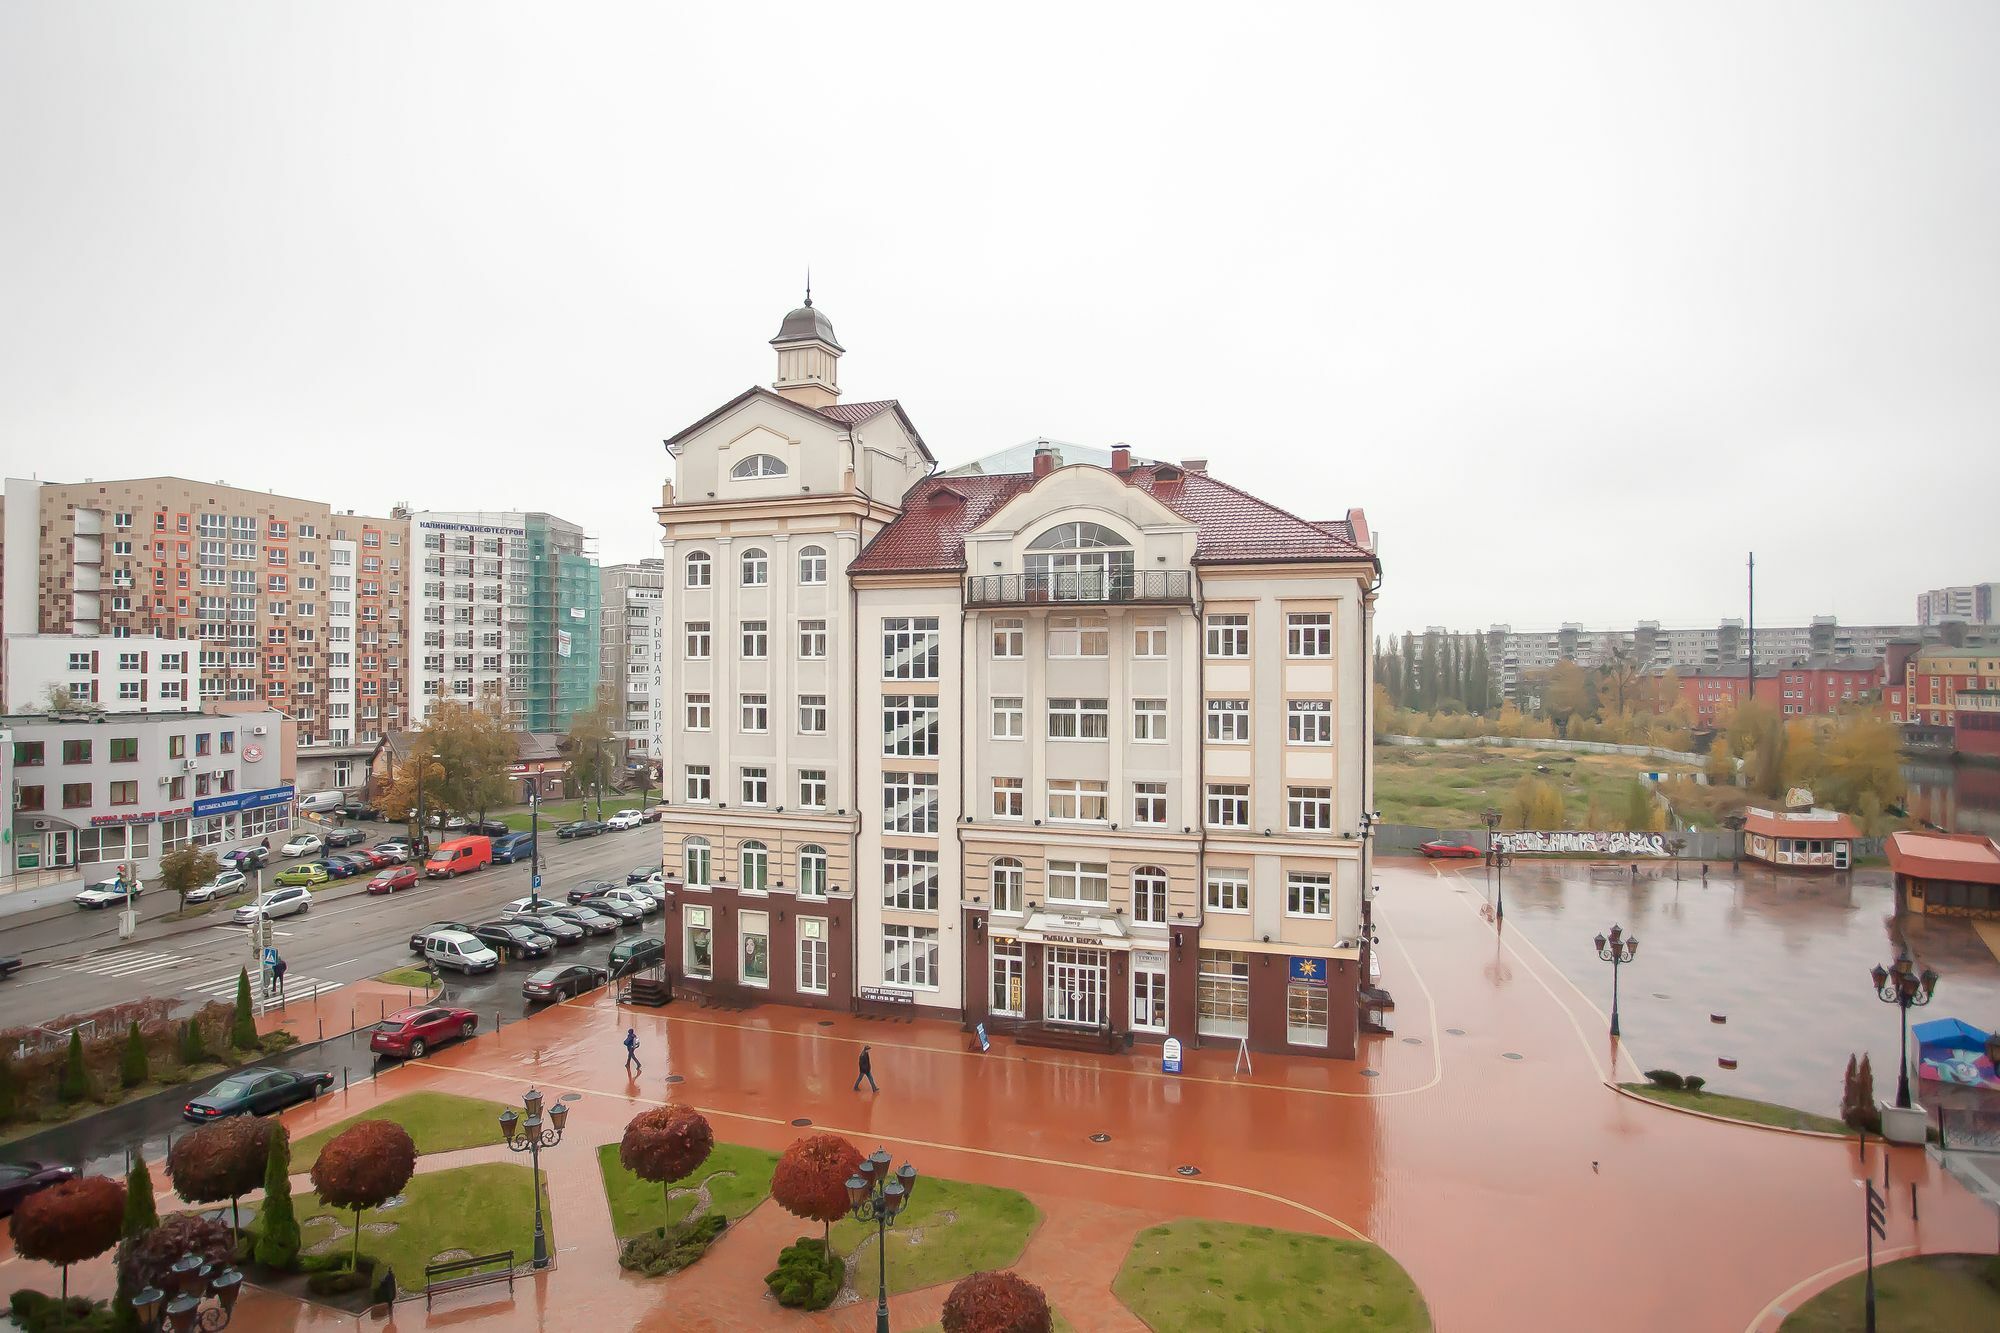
[121,1022,149,1088]
[232,969,259,1050]
[58,1029,89,1102]
[253,1127,301,1269]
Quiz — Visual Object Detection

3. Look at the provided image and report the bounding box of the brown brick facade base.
[658,880,855,1010]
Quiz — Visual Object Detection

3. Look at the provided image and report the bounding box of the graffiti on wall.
[1495,830,1669,857]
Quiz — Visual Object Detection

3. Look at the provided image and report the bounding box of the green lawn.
[1373,744,1706,829]
[291,1091,511,1172]
[594,1140,780,1240]
[1783,1253,2000,1331]
[374,966,440,990]
[1114,1219,1430,1332]
[292,1161,544,1290]
[828,1175,1039,1297]
[1620,1084,1849,1135]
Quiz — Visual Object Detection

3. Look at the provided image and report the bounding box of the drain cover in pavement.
[1176,1165,1201,1177]
[1402,1037,1423,1045]
[1360,1068,1380,1078]
[791,1118,812,1127]
[1089,1133,1110,1143]
[664,1074,685,1084]
[1502,1052,1524,1061]
[818,1020,835,1027]
[560,1093,582,1102]
[1446,1027,1466,1036]
[1652,992,1671,1000]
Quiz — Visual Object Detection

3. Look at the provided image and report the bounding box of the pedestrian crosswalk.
[58,950,187,979]
[182,970,342,1010]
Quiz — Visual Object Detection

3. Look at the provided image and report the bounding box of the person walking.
[623,1027,642,1075]
[853,1044,877,1093]
[272,954,288,999]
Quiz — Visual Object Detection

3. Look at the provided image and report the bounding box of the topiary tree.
[117,1213,232,1308]
[771,1132,863,1248]
[1840,1053,1860,1127]
[253,1124,301,1270]
[113,1157,160,1333]
[166,1116,275,1243]
[180,1018,207,1067]
[231,970,258,1049]
[12,1174,126,1300]
[121,1022,149,1089]
[0,1052,17,1123]
[309,1119,416,1274]
[942,1269,1054,1333]
[58,1029,89,1103]
[618,1104,714,1234]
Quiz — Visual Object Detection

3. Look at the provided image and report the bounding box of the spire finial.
[804,267,812,308]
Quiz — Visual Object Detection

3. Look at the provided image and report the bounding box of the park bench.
[423,1250,515,1309]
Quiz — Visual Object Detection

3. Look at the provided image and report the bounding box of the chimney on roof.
[1181,458,1208,474]
[1111,444,1131,471]
[1032,446,1058,477]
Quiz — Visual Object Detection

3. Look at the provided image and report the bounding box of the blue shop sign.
[193,784,296,818]
[1289,956,1329,987]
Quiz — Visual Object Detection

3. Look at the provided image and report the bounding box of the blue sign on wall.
[1288,956,1329,987]
[193,784,296,818]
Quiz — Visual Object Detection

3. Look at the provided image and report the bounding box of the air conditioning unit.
[252,726,268,735]
[182,759,197,772]
[158,776,172,787]
[32,819,50,831]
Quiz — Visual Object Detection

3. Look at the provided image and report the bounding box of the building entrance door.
[1045,947,1108,1027]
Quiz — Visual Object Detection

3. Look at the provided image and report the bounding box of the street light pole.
[1594,924,1638,1039]
[1870,956,1940,1109]
[498,1087,567,1270]
[846,1147,917,1333]
[1483,807,1504,921]
[529,786,542,909]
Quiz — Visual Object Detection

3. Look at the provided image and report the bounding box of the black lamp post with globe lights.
[1870,956,1939,1110]
[1594,925,1638,1039]
[846,1148,918,1333]
[498,1087,569,1270]
[131,1253,242,1332]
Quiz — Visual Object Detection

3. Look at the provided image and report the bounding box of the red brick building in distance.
[1881,643,2000,759]
[1667,659,1881,726]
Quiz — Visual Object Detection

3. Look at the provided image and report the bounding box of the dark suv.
[324,827,367,848]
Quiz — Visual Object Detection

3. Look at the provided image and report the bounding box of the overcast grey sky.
[3,2,1995,638]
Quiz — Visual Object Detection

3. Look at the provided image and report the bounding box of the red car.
[369,1005,479,1059]
[356,848,396,868]
[1420,839,1483,859]
[367,867,420,895]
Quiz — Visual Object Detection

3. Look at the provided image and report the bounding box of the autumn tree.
[378,741,446,844]
[310,1119,417,1273]
[1750,713,1789,800]
[618,1104,715,1232]
[167,1115,277,1242]
[158,844,222,914]
[426,698,515,822]
[942,1270,1054,1333]
[1541,661,1593,734]
[772,1132,864,1247]
[12,1175,126,1301]
[1503,775,1567,831]
[566,686,621,813]
[254,1124,301,1269]
[1816,713,1906,816]
[1704,738,1735,786]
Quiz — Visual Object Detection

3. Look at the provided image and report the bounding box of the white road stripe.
[58,951,185,977]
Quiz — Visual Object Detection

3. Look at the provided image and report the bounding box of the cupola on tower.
[770,289,844,411]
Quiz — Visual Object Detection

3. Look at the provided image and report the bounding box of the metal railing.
[965,569,1192,606]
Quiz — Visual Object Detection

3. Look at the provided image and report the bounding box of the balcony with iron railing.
[964,569,1193,607]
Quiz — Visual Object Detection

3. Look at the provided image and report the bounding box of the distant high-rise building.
[1917,583,1998,626]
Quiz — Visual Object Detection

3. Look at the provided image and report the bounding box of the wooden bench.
[424,1250,515,1309]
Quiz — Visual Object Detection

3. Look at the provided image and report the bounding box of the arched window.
[740,840,768,892]
[1132,866,1168,925]
[1027,521,1128,551]
[740,548,769,587]
[684,551,712,588]
[991,856,1025,914]
[1024,522,1133,600]
[731,453,788,479]
[799,844,828,898]
[798,545,828,585]
[682,836,711,887]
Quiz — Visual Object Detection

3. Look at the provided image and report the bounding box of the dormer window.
[731,454,787,480]
[1025,521,1133,601]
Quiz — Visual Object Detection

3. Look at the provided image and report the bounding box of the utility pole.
[1746,552,1756,701]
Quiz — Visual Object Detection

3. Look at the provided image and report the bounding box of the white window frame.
[1206,784,1250,829]
[798,694,828,734]
[1287,786,1333,832]
[741,620,769,659]
[740,767,769,806]
[740,693,769,733]
[684,552,712,588]
[1047,859,1110,906]
[1206,698,1249,743]
[798,846,829,898]
[882,924,939,989]
[1132,619,1168,657]
[1047,697,1109,740]
[882,617,941,681]
[1047,614,1108,658]
[1132,867,1169,925]
[882,694,940,757]
[1286,873,1333,918]
[685,693,711,731]
[991,696,1024,739]
[883,848,939,911]
[798,619,828,659]
[990,858,1025,914]
[883,771,940,834]
[684,765,712,803]
[1047,779,1109,824]
[992,776,1024,820]
[740,548,769,587]
[685,622,711,659]
[1288,699,1332,745]
[798,770,828,810]
[1132,697,1168,742]
[991,618,1025,658]
[798,546,828,585]
[1205,868,1249,912]
[1287,612,1333,658]
[1132,782,1168,826]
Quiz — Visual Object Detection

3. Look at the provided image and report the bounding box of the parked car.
[0,957,22,982]
[547,905,618,936]
[575,894,644,925]
[273,863,331,888]
[183,1067,332,1122]
[367,867,420,895]
[427,814,469,831]
[220,845,270,871]
[468,820,510,838]
[0,1161,78,1216]
[335,802,384,821]
[1419,839,1483,860]
[353,848,395,868]
[492,831,538,864]
[608,935,665,975]
[589,886,658,917]
[627,864,663,886]
[281,834,323,858]
[366,845,406,865]
[521,963,609,1002]
[423,930,500,975]
[566,878,622,905]
[640,806,662,823]
[320,854,369,879]
[235,886,312,921]
[370,1006,479,1060]
[424,835,493,880]
[298,791,344,814]
[184,869,248,904]
[606,809,643,831]
[324,827,366,849]
[376,837,412,855]
[471,921,555,960]
[409,920,473,953]
[556,820,607,840]
[501,905,584,944]
[634,877,666,904]
[73,879,141,909]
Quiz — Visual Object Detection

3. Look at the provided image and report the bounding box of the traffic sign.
[263,946,278,968]
[531,873,542,890]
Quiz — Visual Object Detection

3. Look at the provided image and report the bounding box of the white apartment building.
[4,635,195,712]
[654,300,1382,1060]
[620,584,665,762]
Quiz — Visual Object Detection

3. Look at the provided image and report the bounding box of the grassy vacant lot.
[1373,744,1709,829]
[294,1162,544,1289]
[292,1090,510,1171]
[1621,1084,1848,1135]
[828,1175,1040,1297]
[1783,1253,2000,1331]
[595,1140,779,1240]
[1114,1219,1430,1332]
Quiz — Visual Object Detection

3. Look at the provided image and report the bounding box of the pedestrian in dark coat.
[854,1044,877,1093]
[623,1027,641,1075]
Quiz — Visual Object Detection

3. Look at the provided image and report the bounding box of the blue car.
[492,831,537,864]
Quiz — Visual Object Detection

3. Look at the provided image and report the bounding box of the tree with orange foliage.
[942,1269,1054,1333]
[771,1131,862,1246]
[618,1104,715,1228]
[12,1175,126,1301]
[310,1119,417,1273]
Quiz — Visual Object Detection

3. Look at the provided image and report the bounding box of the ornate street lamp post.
[1870,956,1939,1110]
[846,1147,918,1333]
[131,1253,243,1332]
[498,1086,568,1269]
[1667,836,1686,885]
[1594,925,1638,1039]
[1483,807,1504,920]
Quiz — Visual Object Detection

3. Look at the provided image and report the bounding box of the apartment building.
[1917,583,1998,626]
[4,635,194,712]
[600,560,664,686]
[1882,643,2000,730]
[617,584,665,762]
[653,300,1381,1060]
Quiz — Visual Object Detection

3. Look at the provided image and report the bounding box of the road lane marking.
[57,950,187,978]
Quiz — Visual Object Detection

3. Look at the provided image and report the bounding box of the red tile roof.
[1742,808,1861,840]
[1886,831,2000,885]
[851,463,1373,574]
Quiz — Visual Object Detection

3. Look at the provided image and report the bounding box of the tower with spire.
[770,280,844,410]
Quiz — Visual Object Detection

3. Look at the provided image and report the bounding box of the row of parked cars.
[407,863,669,1003]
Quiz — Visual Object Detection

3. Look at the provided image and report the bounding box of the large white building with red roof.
[652,298,1382,1060]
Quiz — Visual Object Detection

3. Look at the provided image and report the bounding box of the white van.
[299,791,345,814]
[423,930,500,975]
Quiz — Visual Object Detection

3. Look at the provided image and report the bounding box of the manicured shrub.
[11,1176,126,1301]
[7,1289,114,1333]
[942,1269,1054,1333]
[166,1117,275,1243]
[765,1236,843,1310]
[617,1212,727,1276]
[58,1032,89,1104]
[310,1120,416,1275]
[771,1132,863,1247]
[1683,1075,1706,1094]
[253,1126,301,1270]
[304,1254,376,1295]
[618,1104,714,1230]
[119,1024,148,1090]
[1642,1069,1683,1091]
[231,971,258,1050]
